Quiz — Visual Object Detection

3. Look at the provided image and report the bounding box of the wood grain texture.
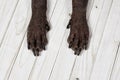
[0,0,120,80]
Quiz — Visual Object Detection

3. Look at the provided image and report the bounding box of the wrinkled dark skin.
[27,0,89,56]
[67,0,89,55]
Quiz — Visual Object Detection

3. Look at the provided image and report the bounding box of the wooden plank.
[88,0,104,32]
[90,0,120,79]
[110,44,120,80]
[0,0,119,80]
[48,0,71,39]
[110,1,120,79]
[0,0,31,79]
[91,0,113,56]
[70,0,114,80]
[0,0,19,46]
[47,0,58,20]
[49,30,76,80]
[86,0,95,19]
[8,35,36,80]
[7,0,67,79]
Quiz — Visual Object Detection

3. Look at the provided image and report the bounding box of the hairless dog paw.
[27,22,49,56]
[67,0,89,56]
[27,0,48,56]
[67,13,89,56]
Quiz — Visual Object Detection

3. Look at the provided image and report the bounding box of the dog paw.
[27,18,49,56]
[67,15,89,56]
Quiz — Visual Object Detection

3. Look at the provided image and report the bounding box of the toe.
[41,34,48,50]
[68,35,75,49]
[42,34,48,46]
[72,39,79,51]
[69,42,73,48]
[27,41,31,49]
[36,35,42,51]
[67,33,75,44]
[84,34,89,50]
[74,49,81,56]
[30,39,36,49]
[32,47,41,56]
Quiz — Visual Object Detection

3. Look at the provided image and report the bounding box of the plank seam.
[89,0,114,78]
[0,0,20,47]
[109,43,120,80]
[69,56,78,80]
[48,29,67,80]
[6,32,27,80]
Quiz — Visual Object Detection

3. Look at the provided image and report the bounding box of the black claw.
[32,49,36,56]
[69,42,72,48]
[85,45,88,50]
[74,52,77,55]
[83,44,86,49]
[43,46,46,50]
[33,52,37,56]
[45,24,50,31]
[76,53,80,56]
[67,19,71,29]
[84,42,88,50]
[74,48,82,56]
[69,45,71,48]
[35,50,39,56]
[28,45,30,49]
[28,42,31,49]
[37,52,40,56]
[67,24,71,29]
[36,48,39,52]
[74,51,79,56]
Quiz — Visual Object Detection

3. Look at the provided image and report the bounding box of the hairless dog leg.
[27,0,49,56]
[67,0,89,55]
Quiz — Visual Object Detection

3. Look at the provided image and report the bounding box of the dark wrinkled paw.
[67,19,89,56]
[27,24,49,56]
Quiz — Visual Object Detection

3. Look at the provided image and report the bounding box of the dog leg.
[27,0,49,56]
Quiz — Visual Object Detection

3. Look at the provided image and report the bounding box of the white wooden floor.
[0,0,120,80]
